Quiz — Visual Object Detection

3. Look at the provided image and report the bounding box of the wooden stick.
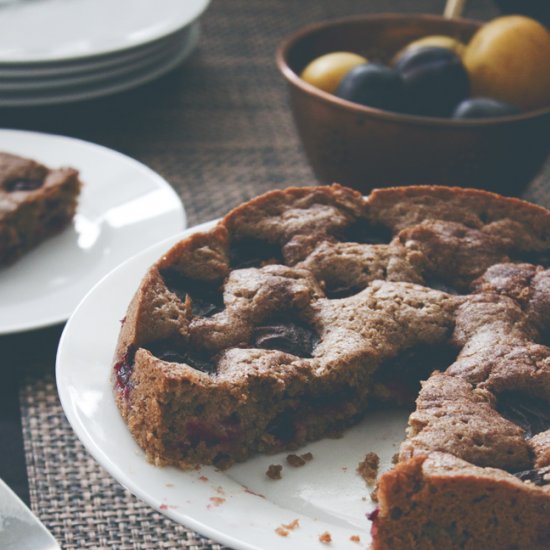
[444,0,466,18]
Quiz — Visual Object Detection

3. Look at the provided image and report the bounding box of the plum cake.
[113,183,550,549]
[0,151,82,266]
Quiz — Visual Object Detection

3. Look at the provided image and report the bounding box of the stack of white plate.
[0,0,210,107]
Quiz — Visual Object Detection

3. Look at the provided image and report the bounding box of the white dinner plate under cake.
[57,221,410,550]
[0,129,186,334]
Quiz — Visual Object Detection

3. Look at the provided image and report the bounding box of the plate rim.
[0,26,193,84]
[0,0,210,64]
[0,128,187,334]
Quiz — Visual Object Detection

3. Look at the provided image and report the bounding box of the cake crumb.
[357,452,380,485]
[287,454,306,467]
[319,531,332,544]
[350,535,361,543]
[392,453,400,464]
[282,519,300,530]
[301,452,313,462]
[199,475,208,482]
[275,519,299,537]
[207,496,225,508]
[370,481,379,502]
[266,464,283,480]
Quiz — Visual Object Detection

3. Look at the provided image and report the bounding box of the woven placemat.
[16,0,549,548]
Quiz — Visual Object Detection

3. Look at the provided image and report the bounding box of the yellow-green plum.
[464,16,550,110]
[300,52,367,93]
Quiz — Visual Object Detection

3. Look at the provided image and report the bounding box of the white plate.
[0,0,210,63]
[0,30,176,79]
[0,24,200,107]
[0,26,193,92]
[0,25,193,82]
[0,130,186,334]
[0,30,189,92]
[57,222,410,550]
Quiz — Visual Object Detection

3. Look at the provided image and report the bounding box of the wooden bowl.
[276,14,550,195]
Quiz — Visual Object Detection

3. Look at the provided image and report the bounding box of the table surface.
[1,0,549,548]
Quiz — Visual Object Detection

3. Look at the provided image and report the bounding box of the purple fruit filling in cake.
[5,178,44,192]
[514,466,550,486]
[496,392,550,438]
[147,341,217,373]
[160,268,224,317]
[252,316,319,357]
[113,346,136,400]
[230,238,283,269]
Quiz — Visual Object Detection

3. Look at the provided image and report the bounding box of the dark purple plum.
[395,47,470,117]
[452,97,520,119]
[335,63,405,112]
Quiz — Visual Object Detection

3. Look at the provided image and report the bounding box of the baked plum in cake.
[113,183,550,548]
[0,152,82,266]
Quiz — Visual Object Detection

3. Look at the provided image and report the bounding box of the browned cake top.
[116,184,550,485]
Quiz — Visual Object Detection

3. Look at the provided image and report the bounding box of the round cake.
[113,184,550,549]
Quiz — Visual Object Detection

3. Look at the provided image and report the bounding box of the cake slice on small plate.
[0,151,82,266]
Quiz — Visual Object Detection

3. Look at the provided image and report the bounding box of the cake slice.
[372,453,550,550]
[372,260,550,549]
[0,151,82,266]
